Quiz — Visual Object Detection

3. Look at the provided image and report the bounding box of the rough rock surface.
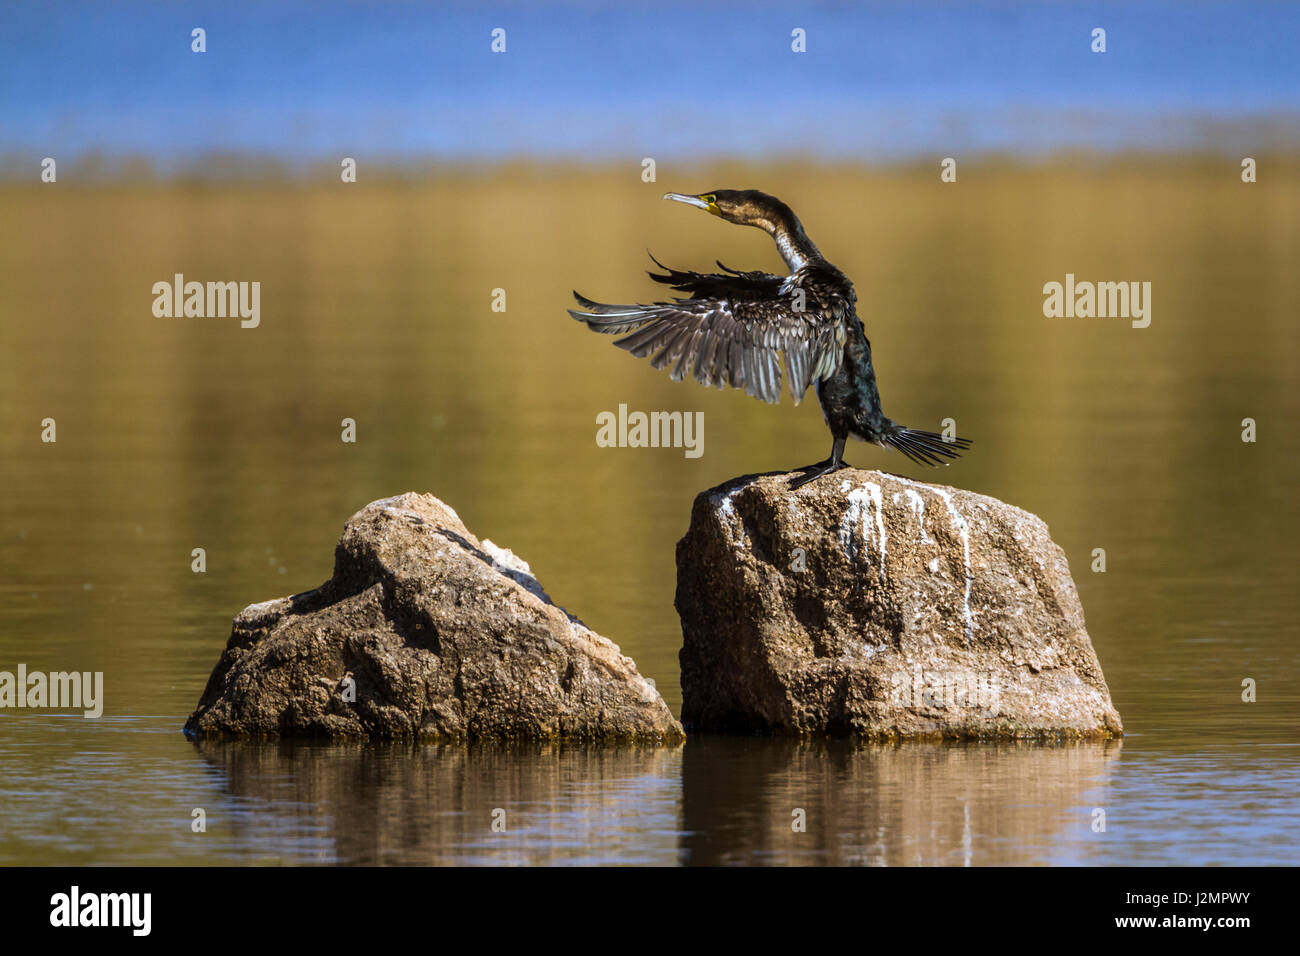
[186,493,683,742]
[677,471,1122,739]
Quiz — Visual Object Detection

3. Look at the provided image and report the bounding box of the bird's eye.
[702,194,717,204]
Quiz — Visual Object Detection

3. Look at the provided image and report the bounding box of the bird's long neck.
[763,207,822,272]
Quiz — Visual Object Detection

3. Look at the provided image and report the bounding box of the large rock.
[186,493,683,742]
[676,471,1122,739]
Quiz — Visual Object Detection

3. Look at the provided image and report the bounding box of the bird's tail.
[882,423,972,467]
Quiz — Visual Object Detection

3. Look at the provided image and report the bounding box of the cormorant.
[569,189,971,488]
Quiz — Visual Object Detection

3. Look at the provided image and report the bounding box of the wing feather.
[570,259,849,405]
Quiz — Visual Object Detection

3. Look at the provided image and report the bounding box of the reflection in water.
[193,738,685,866]
[679,738,1122,866]
[1,716,1295,865]
[188,735,1123,866]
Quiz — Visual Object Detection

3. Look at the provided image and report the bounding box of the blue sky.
[1,1,1297,166]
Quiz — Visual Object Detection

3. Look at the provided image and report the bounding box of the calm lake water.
[1,162,1297,865]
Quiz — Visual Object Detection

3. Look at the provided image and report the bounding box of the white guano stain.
[712,486,748,550]
[839,482,886,573]
[892,476,976,645]
[903,488,930,543]
[932,486,975,645]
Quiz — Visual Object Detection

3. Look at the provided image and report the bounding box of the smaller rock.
[186,493,683,742]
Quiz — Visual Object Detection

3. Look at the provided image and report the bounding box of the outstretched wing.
[569,258,849,405]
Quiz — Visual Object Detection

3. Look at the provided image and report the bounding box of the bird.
[568,189,971,489]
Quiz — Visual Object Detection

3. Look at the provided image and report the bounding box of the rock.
[676,471,1123,739]
[186,493,683,742]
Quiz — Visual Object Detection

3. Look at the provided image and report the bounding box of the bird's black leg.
[788,435,850,489]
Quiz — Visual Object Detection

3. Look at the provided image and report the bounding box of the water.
[1,162,1297,865]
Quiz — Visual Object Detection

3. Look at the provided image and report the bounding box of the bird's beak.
[663,192,714,212]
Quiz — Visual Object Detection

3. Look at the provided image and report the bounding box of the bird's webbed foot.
[787,457,851,490]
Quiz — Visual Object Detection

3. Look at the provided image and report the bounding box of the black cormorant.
[569,189,971,488]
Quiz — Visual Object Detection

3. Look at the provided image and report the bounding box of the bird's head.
[663,189,797,234]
